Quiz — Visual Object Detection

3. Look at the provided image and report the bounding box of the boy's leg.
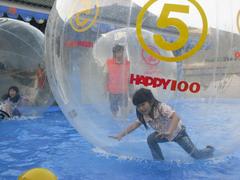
[174,129,214,159]
[147,131,168,160]
[109,93,118,117]
[119,93,129,118]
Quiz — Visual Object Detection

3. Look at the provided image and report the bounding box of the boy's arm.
[167,112,180,136]
[156,103,180,138]
[109,121,141,141]
[156,112,180,139]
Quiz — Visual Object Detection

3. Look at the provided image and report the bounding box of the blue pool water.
[1,100,240,180]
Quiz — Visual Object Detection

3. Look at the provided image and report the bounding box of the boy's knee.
[147,133,156,145]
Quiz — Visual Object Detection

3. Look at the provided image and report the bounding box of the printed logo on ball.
[69,0,100,33]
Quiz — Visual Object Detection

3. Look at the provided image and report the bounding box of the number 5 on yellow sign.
[136,0,208,62]
[154,4,189,51]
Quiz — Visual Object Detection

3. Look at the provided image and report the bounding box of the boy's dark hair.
[132,88,160,129]
[8,86,19,94]
[132,88,154,106]
[112,44,124,54]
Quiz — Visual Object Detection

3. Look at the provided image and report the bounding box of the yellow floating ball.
[18,168,57,180]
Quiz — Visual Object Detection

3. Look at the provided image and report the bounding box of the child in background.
[1,86,22,117]
[105,44,130,118]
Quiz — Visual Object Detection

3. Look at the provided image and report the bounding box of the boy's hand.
[108,135,122,141]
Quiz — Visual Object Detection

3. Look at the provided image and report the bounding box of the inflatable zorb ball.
[0,18,54,116]
[45,0,240,159]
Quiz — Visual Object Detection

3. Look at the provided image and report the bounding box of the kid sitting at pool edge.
[110,88,214,160]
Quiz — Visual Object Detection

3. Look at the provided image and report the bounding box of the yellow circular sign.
[237,10,240,33]
[69,0,100,33]
[136,0,208,62]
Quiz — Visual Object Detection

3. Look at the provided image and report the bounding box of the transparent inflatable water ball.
[45,0,240,159]
[0,18,54,117]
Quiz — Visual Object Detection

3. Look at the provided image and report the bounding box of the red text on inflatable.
[64,40,93,48]
[129,74,200,94]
